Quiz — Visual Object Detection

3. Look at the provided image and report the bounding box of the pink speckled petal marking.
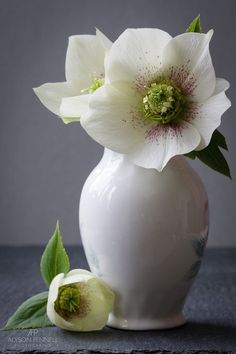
[106,28,172,85]
[81,82,144,153]
[127,121,201,171]
[162,30,215,101]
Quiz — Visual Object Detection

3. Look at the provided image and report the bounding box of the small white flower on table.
[47,269,114,331]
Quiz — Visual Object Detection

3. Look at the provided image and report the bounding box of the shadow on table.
[61,321,236,349]
[175,321,236,346]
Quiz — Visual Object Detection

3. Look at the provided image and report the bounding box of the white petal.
[192,91,231,151]
[33,82,77,115]
[106,28,172,86]
[66,269,96,277]
[163,30,216,101]
[65,34,106,90]
[70,277,114,332]
[63,268,94,285]
[127,122,201,171]
[47,273,73,330]
[50,310,74,331]
[81,82,144,153]
[213,78,230,95]
[96,28,112,51]
[60,94,90,123]
[96,29,112,73]
[47,273,64,303]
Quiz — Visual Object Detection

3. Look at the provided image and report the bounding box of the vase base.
[107,313,186,331]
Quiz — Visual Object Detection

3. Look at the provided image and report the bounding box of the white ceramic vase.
[79,148,209,330]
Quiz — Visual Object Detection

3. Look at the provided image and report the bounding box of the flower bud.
[47,269,114,332]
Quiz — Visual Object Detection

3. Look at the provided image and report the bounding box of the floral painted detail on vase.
[185,236,207,281]
[186,260,202,281]
[192,236,207,258]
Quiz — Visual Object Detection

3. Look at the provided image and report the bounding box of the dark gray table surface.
[0,246,235,354]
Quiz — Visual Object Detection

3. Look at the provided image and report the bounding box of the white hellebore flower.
[47,269,114,332]
[78,28,231,171]
[33,29,111,123]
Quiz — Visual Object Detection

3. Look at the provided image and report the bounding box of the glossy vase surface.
[79,149,209,330]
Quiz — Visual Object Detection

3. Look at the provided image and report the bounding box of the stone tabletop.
[0,246,235,354]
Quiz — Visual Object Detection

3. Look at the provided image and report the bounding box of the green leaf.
[212,129,228,150]
[186,15,202,33]
[185,129,231,178]
[3,292,53,330]
[62,117,80,124]
[40,221,70,287]
[185,17,231,178]
[185,151,196,160]
[196,141,231,179]
[192,237,207,258]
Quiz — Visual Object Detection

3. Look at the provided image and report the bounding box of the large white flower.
[33,29,111,123]
[79,28,231,171]
[47,269,114,332]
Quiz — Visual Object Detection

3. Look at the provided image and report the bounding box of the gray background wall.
[0,0,235,246]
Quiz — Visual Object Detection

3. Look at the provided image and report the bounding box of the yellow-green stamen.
[54,284,81,316]
[142,80,186,124]
[83,78,104,94]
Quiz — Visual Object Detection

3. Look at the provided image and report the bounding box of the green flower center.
[54,284,81,315]
[88,78,104,93]
[142,80,186,124]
